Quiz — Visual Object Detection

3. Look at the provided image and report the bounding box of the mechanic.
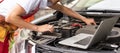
[0,0,96,53]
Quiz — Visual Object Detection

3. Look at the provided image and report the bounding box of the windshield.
[63,0,120,12]
[62,0,103,11]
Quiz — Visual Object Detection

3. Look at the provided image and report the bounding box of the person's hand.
[83,18,96,25]
[36,24,54,33]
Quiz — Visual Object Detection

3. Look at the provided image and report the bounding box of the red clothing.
[0,32,9,53]
[0,0,41,53]
[0,2,40,53]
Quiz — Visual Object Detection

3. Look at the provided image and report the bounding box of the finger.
[93,22,97,25]
[49,27,54,32]
[90,22,96,25]
[50,29,54,33]
[91,19,96,25]
[48,25,53,28]
[46,27,52,32]
[86,23,91,25]
[48,29,53,33]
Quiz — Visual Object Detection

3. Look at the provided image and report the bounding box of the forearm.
[6,15,38,31]
[50,4,96,25]
[60,6,87,21]
[49,4,87,22]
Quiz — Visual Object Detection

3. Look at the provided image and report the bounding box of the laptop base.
[35,27,120,53]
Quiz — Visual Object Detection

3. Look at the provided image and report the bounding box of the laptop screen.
[89,17,119,46]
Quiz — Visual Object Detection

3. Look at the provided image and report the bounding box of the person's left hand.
[83,18,96,25]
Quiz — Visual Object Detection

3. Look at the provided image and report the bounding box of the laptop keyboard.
[74,36,92,45]
[75,25,96,35]
[80,29,95,34]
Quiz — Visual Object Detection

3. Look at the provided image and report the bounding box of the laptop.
[59,16,119,49]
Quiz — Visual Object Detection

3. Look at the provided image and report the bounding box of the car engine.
[26,11,120,53]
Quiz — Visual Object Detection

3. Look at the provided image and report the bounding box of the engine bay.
[27,11,120,53]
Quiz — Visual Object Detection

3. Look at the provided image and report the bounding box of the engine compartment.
[28,11,120,53]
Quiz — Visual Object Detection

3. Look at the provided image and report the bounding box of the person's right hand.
[36,24,54,33]
[83,18,96,25]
